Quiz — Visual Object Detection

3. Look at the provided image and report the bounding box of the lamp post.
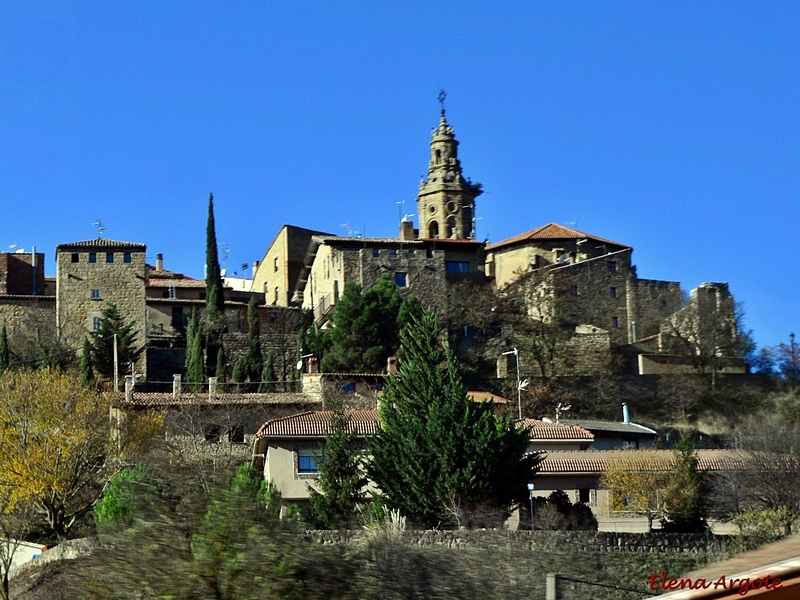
[502,348,522,420]
[527,482,535,530]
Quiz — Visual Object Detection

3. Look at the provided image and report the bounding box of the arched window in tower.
[434,149,441,165]
[446,217,457,238]
[429,221,439,239]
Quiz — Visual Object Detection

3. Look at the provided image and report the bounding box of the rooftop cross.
[92,220,106,237]
[437,89,447,114]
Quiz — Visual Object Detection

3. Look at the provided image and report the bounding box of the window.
[607,261,616,272]
[168,285,176,299]
[372,248,380,258]
[611,317,619,328]
[389,249,398,259]
[336,382,356,394]
[274,257,279,272]
[395,272,407,287]
[89,253,96,263]
[622,439,638,449]
[274,286,279,304]
[91,289,101,300]
[609,287,617,298]
[71,253,79,263]
[92,317,101,331]
[106,252,114,263]
[204,425,222,443]
[123,252,131,263]
[578,488,591,504]
[297,449,319,474]
[446,261,470,273]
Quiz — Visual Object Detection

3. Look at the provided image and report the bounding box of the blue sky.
[1,2,798,348]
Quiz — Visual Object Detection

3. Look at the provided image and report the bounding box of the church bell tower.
[416,97,482,239]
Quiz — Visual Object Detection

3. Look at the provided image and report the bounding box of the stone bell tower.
[416,102,482,239]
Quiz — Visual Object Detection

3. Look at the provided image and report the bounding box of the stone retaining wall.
[306,529,727,554]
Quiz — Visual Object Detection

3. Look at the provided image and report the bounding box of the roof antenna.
[92,220,106,238]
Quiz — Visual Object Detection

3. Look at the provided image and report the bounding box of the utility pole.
[113,333,119,391]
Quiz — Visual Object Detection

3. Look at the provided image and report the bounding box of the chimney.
[400,221,415,241]
[156,253,164,272]
[622,403,630,424]
[387,356,398,376]
[308,357,319,374]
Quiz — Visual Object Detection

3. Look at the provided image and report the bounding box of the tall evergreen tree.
[245,295,263,381]
[662,436,709,532]
[368,310,538,527]
[185,308,205,390]
[321,275,403,373]
[308,403,367,528]
[260,352,276,392]
[215,345,226,383]
[80,338,94,387]
[204,193,226,375]
[0,323,8,375]
[89,302,142,381]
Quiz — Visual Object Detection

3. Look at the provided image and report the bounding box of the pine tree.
[185,308,205,391]
[321,274,403,373]
[80,338,94,387]
[662,436,709,533]
[245,295,263,382]
[89,302,142,381]
[308,403,367,528]
[0,323,8,375]
[368,310,538,527]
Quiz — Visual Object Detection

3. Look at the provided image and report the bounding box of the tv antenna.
[401,213,415,222]
[219,241,230,263]
[340,223,357,237]
[92,220,106,237]
[396,200,406,223]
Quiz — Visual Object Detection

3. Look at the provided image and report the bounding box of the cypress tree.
[245,295,263,382]
[205,193,226,375]
[215,344,226,383]
[0,322,8,375]
[185,308,205,390]
[205,193,226,322]
[259,352,276,392]
[368,310,538,527]
[231,357,246,384]
[80,338,94,387]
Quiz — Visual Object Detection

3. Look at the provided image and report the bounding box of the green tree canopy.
[89,301,142,382]
[368,310,538,527]
[307,403,368,528]
[185,307,205,389]
[245,295,263,381]
[321,275,403,373]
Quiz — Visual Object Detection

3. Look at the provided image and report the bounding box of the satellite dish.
[296,360,303,371]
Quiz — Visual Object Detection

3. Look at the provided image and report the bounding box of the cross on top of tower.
[438,89,447,115]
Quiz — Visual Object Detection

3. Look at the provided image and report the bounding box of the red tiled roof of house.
[468,391,511,403]
[256,410,381,438]
[147,278,206,288]
[518,419,594,440]
[535,449,750,475]
[487,223,630,251]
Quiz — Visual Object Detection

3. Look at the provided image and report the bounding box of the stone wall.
[0,296,57,362]
[306,529,727,554]
[0,252,46,295]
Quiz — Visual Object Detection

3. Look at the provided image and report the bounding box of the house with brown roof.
[250,409,596,508]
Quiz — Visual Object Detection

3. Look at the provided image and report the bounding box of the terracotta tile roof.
[518,419,594,440]
[117,392,317,408]
[487,223,630,251]
[559,419,657,435]
[468,391,511,404]
[147,278,206,288]
[312,235,483,248]
[256,410,380,438]
[57,238,146,250]
[535,449,749,475]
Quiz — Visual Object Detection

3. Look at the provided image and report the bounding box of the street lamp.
[527,481,535,530]
[502,348,523,420]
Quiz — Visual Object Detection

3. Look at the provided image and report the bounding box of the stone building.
[55,238,148,372]
[252,225,332,307]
